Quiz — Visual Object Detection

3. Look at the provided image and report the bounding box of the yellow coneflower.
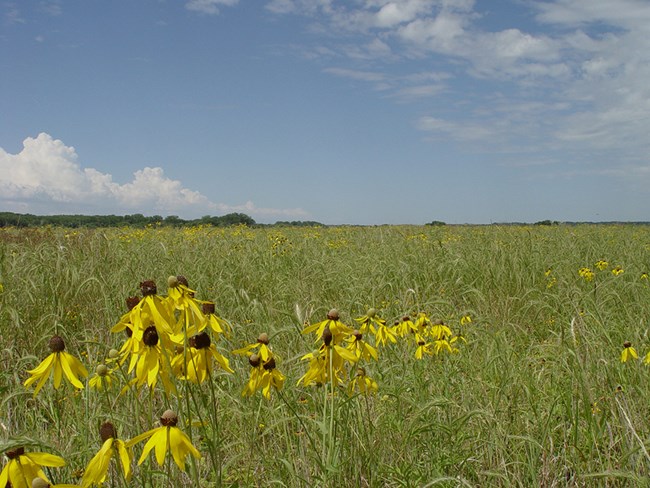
[347,367,378,396]
[298,326,357,387]
[429,319,452,341]
[24,335,88,396]
[201,301,231,339]
[81,422,133,487]
[414,334,433,360]
[243,355,286,400]
[621,341,638,362]
[128,410,201,471]
[88,364,114,392]
[232,332,273,362]
[345,330,378,362]
[396,315,416,338]
[172,331,233,384]
[354,308,385,336]
[578,267,595,281]
[302,309,352,345]
[374,319,398,347]
[129,326,176,394]
[0,446,66,488]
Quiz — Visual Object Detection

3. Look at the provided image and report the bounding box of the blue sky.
[1,0,649,225]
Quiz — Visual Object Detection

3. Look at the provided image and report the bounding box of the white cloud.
[0,133,309,220]
[323,67,385,82]
[185,0,239,15]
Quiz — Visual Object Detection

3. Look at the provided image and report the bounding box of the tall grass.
[1,224,649,486]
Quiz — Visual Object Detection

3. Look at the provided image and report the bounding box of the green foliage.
[0,211,256,228]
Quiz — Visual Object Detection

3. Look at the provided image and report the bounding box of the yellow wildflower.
[621,341,638,362]
[81,422,133,487]
[0,447,66,488]
[347,367,378,396]
[128,410,200,471]
[24,335,88,396]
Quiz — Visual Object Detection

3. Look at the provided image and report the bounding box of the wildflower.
[130,326,176,394]
[347,367,378,396]
[374,319,397,347]
[166,276,207,336]
[128,410,201,471]
[110,296,141,335]
[89,364,114,391]
[354,308,385,335]
[396,315,416,338]
[611,266,624,276]
[243,355,286,400]
[578,267,595,281]
[345,330,378,362]
[641,272,648,280]
[0,446,65,488]
[238,335,285,399]
[621,341,638,362]
[302,309,352,344]
[434,336,461,355]
[298,326,357,387]
[232,332,273,362]
[414,334,432,360]
[429,320,452,341]
[414,312,432,334]
[81,422,133,487]
[460,315,472,327]
[595,259,608,271]
[128,280,178,338]
[172,331,233,384]
[202,302,231,339]
[544,268,552,277]
[24,335,88,396]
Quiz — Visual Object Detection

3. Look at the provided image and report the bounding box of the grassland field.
[1,223,650,487]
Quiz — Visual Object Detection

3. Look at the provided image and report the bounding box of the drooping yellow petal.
[115,439,133,481]
[59,352,86,389]
[24,452,65,468]
[81,438,113,487]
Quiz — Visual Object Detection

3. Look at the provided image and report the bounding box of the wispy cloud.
[0,134,308,220]
[185,0,239,15]
[267,0,650,175]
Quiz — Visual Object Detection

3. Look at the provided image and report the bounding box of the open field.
[1,224,650,487]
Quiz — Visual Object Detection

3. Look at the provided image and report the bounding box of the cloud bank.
[0,133,308,220]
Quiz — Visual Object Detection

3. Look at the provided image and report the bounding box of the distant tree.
[425,220,446,226]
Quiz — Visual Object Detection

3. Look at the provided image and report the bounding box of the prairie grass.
[1,224,650,487]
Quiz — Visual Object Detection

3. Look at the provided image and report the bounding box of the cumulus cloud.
[185,0,239,15]
[0,133,309,220]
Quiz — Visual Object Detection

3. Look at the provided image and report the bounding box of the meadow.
[1,223,649,487]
